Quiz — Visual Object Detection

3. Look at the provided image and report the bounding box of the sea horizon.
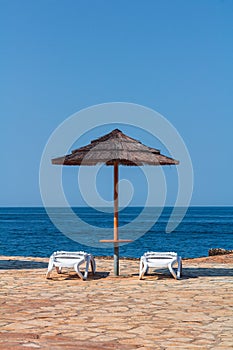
[1,205,233,208]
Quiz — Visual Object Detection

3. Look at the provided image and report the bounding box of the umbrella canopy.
[52,128,179,166]
[52,129,179,275]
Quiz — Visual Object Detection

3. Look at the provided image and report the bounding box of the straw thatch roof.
[52,129,179,166]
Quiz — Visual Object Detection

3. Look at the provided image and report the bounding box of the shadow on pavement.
[132,266,233,280]
[182,267,233,277]
[46,271,110,281]
[0,259,48,270]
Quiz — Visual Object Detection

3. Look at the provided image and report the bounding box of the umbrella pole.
[114,161,119,276]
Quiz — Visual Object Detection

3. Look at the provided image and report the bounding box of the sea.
[0,207,232,259]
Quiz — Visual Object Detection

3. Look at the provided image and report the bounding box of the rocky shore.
[0,254,233,349]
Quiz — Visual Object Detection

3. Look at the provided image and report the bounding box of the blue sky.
[1,0,233,206]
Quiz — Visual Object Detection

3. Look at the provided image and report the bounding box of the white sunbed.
[139,251,182,280]
[46,251,96,280]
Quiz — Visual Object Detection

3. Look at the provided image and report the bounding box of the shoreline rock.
[209,248,233,256]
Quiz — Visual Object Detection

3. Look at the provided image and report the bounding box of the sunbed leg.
[46,258,54,279]
[55,266,62,274]
[139,258,147,280]
[177,256,182,279]
[83,256,90,280]
[74,258,86,280]
[168,262,177,279]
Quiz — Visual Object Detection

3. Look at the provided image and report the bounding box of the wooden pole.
[113,161,119,275]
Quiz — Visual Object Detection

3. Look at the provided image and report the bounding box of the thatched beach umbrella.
[52,129,179,275]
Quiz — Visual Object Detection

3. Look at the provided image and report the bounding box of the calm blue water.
[0,207,232,259]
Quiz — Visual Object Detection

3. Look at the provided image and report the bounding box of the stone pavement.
[0,254,233,349]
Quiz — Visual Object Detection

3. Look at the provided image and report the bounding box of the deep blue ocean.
[0,207,232,259]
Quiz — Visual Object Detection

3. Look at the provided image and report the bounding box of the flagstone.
[0,255,233,349]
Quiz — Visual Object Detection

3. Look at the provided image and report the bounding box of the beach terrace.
[0,254,233,349]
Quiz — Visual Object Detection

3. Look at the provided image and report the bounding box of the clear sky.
[1,0,233,207]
